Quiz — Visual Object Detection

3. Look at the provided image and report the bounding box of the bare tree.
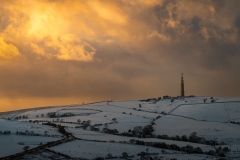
[23,146,30,151]
[104,123,108,128]
[107,153,112,158]
[112,118,117,123]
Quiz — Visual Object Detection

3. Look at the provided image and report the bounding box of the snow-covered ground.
[170,103,229,122]
[1,96,240,159]
[170,101,240,122]
[66,128,215,152]
[50,139,216,160]
[58,108,100,115]
[0,135,61,157]
[51,139,160,159]
[153,115,240,143]
[11,106,68,119]
[0,119,62,136]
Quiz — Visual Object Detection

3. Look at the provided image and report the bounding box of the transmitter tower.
[181,73,185,97]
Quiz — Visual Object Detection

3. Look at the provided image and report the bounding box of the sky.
[0,0,240,112]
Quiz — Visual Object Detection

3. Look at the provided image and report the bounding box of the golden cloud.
[0,37,20,60]
[57,39,96,61]
[29,34,96,61]
[1,0,100,62]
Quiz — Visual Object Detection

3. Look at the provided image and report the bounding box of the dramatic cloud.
[0,0,240,111]
[0,37,20,59]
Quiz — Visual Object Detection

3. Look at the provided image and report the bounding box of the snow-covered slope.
[1,96,240,159]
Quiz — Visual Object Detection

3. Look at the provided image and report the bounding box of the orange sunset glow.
[1,0,240,112]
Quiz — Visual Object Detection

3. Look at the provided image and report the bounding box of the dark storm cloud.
[140,0,240,71]
[190,16,201,33]
[211,0,225,12]
[235,15,240,39]
[153,1,171,21]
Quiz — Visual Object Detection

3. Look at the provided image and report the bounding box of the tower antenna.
[181,73,185,97]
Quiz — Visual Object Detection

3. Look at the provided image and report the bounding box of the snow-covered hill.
[1,96,240,159]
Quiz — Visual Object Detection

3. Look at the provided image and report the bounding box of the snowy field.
[225,102,240,121]
[76,104,161,119]
[0,119,62,136]
[170,103,229,122]
[50,140,216,160]
[0,135,61,157]
[11,106,68,119]
[66,128,214,152]
[58,108,101,115]
[1,96,240,159]
[153,115,240,143]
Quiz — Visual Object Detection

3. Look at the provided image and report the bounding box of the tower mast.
[181,73,185,97]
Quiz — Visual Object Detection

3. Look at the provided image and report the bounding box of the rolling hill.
[1,96,240,159]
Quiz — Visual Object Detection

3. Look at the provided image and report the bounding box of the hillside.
[1,96,240,159]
